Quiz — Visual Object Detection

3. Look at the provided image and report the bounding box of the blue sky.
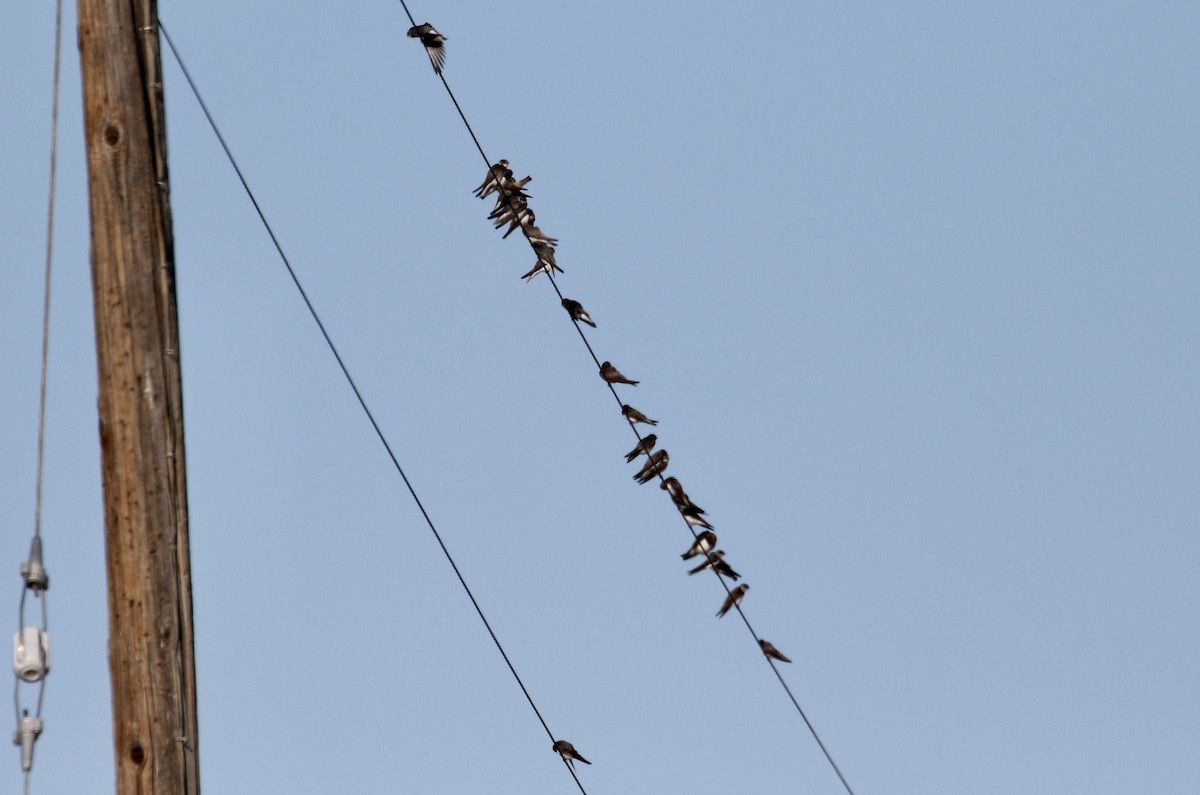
[3,1,1199,792]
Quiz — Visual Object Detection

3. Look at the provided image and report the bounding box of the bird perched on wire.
[600,361,639,386]
[522,256,564,281]
[687,550,740,581]
[633,450,668,484]
[552,739,591,770]
[661,477,704,515]
[474,160,511,198]
[621,404,658,426]
[562,298,596,328]
[491,195,532,235]
[520,215,558,247]
[717,584,749,618]
[681,530,717,560]
[623,433,656,462]
[759,639,792,663]
[406,23,447,75]
[680,506,714,531]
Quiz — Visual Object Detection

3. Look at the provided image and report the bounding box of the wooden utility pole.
[78,1,200,792]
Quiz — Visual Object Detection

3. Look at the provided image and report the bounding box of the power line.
[158,23,590,795]
[394,5,856,793]
[13,2,64,792]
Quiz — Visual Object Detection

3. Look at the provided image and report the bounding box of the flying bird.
[600,361,639,386]
[681,531,717,560]
[406,23,447,75]
[474,160,510,198]
[623,433,656,462]
[687,550,740,580]
[717,584,749,618]
[633,450,668,484]
[552,739,591,769]
[759,639,792,663]
[562,298,596,328]
[621,404,658,426]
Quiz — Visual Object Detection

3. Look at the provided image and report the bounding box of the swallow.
[717,584,749,618]
[661,477,704,515]
[633,450,668,484]
[520,214,558,246]
[498,175,532,199]
[621,404,658,426]
[492,200,533,235]
[474,160,511,198]
[521,258,563,281]
[532,240,560,269]
[688,550,740,580]
[681,509,714,531]
[562,298,596,328]
[759,639,792,663]
[680,530,717,560]
[489,193,528,220]
[406,23,447,75]
[552,739,591,769]
[600,361,639,386]
[623,433,656,462]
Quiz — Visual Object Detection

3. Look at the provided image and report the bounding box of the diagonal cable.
[158,22,589,795]
[393,3,856,792]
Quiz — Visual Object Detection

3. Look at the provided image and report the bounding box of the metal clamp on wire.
[20,537,49,592]
[12,712,43,773]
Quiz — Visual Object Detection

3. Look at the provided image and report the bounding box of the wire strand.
[158,23,587,795]
[395,5,855,792]
[33,0,64,545]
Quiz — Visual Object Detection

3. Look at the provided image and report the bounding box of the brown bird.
[687,550,740,581]
[633,450,668,484]
[681,507,714,531]
[473,160,510,198]
[407,23,447,74]
[522,258,563,281]
[717,584,749,618]
[661,477,704,515]
[681,531,717,560]
[759,639,792,663]
[519,213,558,246]
[621,404,658,426]
[600,361,639,386]
[552,739,591,769]
[562,298,596,328]
[623,433,657,462]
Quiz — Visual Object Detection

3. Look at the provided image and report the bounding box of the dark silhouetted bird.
[622,404,657,426]
[661,477,704,514]
[407,23,447,74]
[623,433,656,462]
[688,550,740,580]
[473,160,510,198]
[681,531,717,560]
[562,298,596,328]
[759,639,792,663]
[521,257,563,281]
[633,450,668,484]
[521,216,558,246]
[552,739,591,769]
[717,584,749,618]
[600,361,639,386]
[681,508,714,531]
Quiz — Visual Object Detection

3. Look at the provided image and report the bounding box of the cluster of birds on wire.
[408,21,794,773]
